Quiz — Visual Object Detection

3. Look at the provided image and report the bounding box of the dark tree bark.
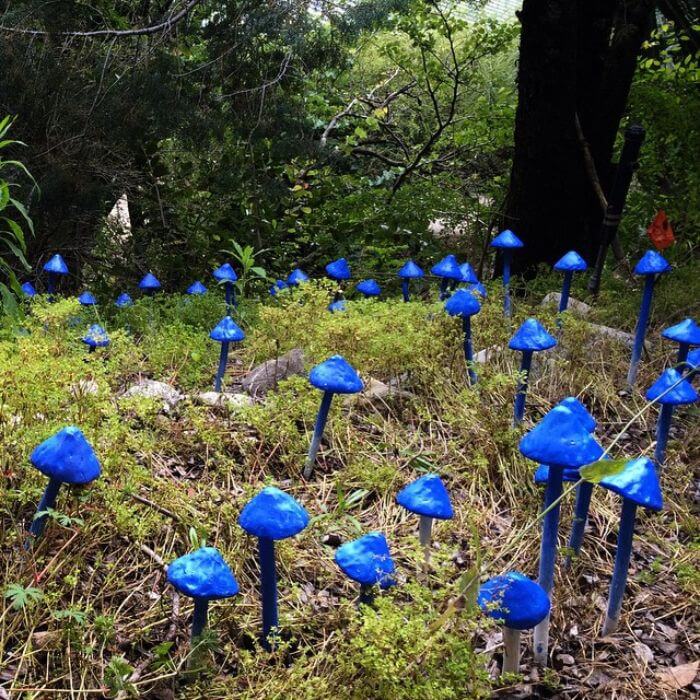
[502,0,656,275]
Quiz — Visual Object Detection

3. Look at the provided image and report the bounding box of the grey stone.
[196,391,253,409]
[123,379,184,412]
[241,348,306,396]
[541,292,593,316]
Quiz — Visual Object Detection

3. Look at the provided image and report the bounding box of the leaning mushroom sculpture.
[167,547,239,642]
[27,426,101,540]
[478,572,550,675]
[661,318,700,369]
[490,230,523,317]
[43,253,69,297]
[444,288,481,385]
[430,254,461,301]
[209,316,245,392]
[519,404,603,665]
[334,532,395,605]
[238,486,309,649]
[303,355,363,479]
[398,260,424,302]
[553,251,587,315]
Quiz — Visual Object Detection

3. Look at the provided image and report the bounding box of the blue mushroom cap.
[459,262,478,284]
[287,268,310,285]
[645,368,698,406]
[43,254,69,275]
[633,250,671,276]
[238,486,310,540]
[661,318,700,347]
[30,426,101,484]
[508,318,557,352]
[167,547,240,600]
[398,260,424,279]
[430,254,462,280]
[519,405,604,468]
[309,354,363,394]
[187,281,207,295]
[78,291,97,306]
[555,397,596,433]
[478,572,550,630]
[328,299,347,313]
[688,348,700,370]
[599,457,663,511]
[210,316,245,343]
[82,324,110,348]
[334,532,395,588]
[139,272,161,290]
[115,292,133,308]
[469,281,487,299]
[490,230,524,249]
[444,288,481,317]
[213,263,238,283]
[534,464,580,485]
[326,258,352,280]
[554,250,587,272]
[356,279,381,297]
[21,282,37,297]
[396,473,453,519]
[269,279,287,296]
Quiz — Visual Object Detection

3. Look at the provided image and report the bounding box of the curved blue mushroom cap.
[82,324,110,348]
[396,474,453,519]
[633,250,671,276]
[519,405,604,468]
[328,299,347,313]
[469,281,487,299]
[309,354,363,394]
[30,426,101,484]
[334,532,395,588]
[78,291,97,306]
[325,258,351,280]
[43,254,69,275]
[534,464,580,485]
[187,281,207,295]
[213,263,238,283]
[508,318,557,352]
[477,572,550,630]
[139,272,161,291]
[661,318,700,347]
[21,282,37,297]
[269,279,287,296]
[645,368,698,406]
[430,254,462,280]
[167,547,239,600]
[398,260,424,279]
[287,268,310,285]
[554,250,587,272]
[490,230,524,249]
[210,316,245,343]
[238,486,310,540]
[444,288,481,317]
[688,348,700,370]
[115,292,133,308]
[356,279,381,297]
[459,262,478,284]
[555,397,596,433]
[598,457,663,511]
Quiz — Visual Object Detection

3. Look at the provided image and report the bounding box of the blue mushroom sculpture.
[210,316,245,392]
[78,291,97,306]
[43,254,69,297]
[303,355,363,478]
[213,263,238,311]
[187,281,207,296]
[82,324,110,352]
[238,487,309,648]
[398,260,424,302]
[167,547,239,642]
[325,257,351,281]
[509,319,557,424]
[334,532,395,605]
[490,230,523,316]
[444,288,481,384]
[661,318,700,369]
[478,572,550,675]
[27,427,101,540]
[356,279,381,298]
[328,299,347,313]
[553,251,587,315]
[21,282,37,298]
[287,268,310,286]
[139,272,161,295]
[430,254,461,300]
[626,250,671,387]
[115,292,133,308]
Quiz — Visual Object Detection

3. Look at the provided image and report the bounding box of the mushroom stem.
[502,627,521,675]
[502,250,512,317]
[513,350,533,424]
[654,403,674,468]
[258,537,278,650]
[418,515,433,552]
[401,279,410,303]
[29,477,62,539]
[438,278,449,301]
[191,598,209,639]
[214,342,230,392]
[602,498,637,636]
[533,464,564,665]
[358,584,374,607]
[564,480,594,566]
[558,270,573,314]
[225,282,236,312]
[677,341,690,367]
[462,316,477,385]
[626,275,655,387]
[303,390,334,479]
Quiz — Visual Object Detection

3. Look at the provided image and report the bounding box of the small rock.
[633,642,654,665]
[584,322,643,349]
[541,292,592,316]
[241,348,306,396]
[557,653,575,666]
[122,379,183,412]
[70,379,99,397]
[196,392,253,410]
[344,377,414,405]
[474,345,501,363]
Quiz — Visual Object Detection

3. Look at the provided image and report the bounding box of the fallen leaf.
[656,661,698,690]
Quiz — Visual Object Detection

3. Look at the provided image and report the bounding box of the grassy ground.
[0,273,698,699]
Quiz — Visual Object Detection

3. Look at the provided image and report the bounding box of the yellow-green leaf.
[580,458,627,483]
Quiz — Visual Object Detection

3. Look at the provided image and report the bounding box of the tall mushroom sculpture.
[430,254,461,301]
[43,253,69,298]
[210,316,245,392]
[626,250,671,387]
[303,355,363,479]
[444,288,481,384]
[27,426,101,540]
[661,318,700,369]
[519,404,603,665]
[213,263,238,311]
[596,457,663,635]
[509,319,557,424]
[553,251,587,315]
[138,272,161,296]
[478,572,550,675]
[398,260,424,302]
[490,230,523,317]
[334,532,395,605]
[238,486,309,649]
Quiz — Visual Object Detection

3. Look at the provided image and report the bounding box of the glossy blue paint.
[469,281,487,299]
[213,263,238,283]
[533,464,580,484]
[396,474,453,519]
[646,368,699,405]
[661,318,700,365]
[430,255,462,280]
[309,355,363,394]
[187,281,207,295]
[287,268,310,286]
[627,276,655,387]
[444,288,481,318]
[459,262,478,284]
[491,230,524,250]
[325,257,351,280]
[509,318,558,352]
[269,279,287,296]
[259,537,278,647]
[21,282,37,297]
[210,316,245,343]
[78,291,97,306]
[599,457,663,511]
[304,390,333,477]
[334,532,395,589]
[238,487,310,540]
[43,254,69,275]
[554,250,587,272]
[115,292,133,307]
[565,481,594,561]
[356,279,381,297]
[82,324,110,348]
[28,477,62,539]
[633,250,670,275]
[491,231,522,317]
[398,260,424,279]
[478,572,550,630]
[513,349,533,424]
[138,272,161,292]
[555,397,596,433]
[328,299,347,313]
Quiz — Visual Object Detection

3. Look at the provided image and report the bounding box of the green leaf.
[580,458,627,483]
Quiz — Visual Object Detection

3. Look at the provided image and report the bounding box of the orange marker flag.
[647,210,675,250]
